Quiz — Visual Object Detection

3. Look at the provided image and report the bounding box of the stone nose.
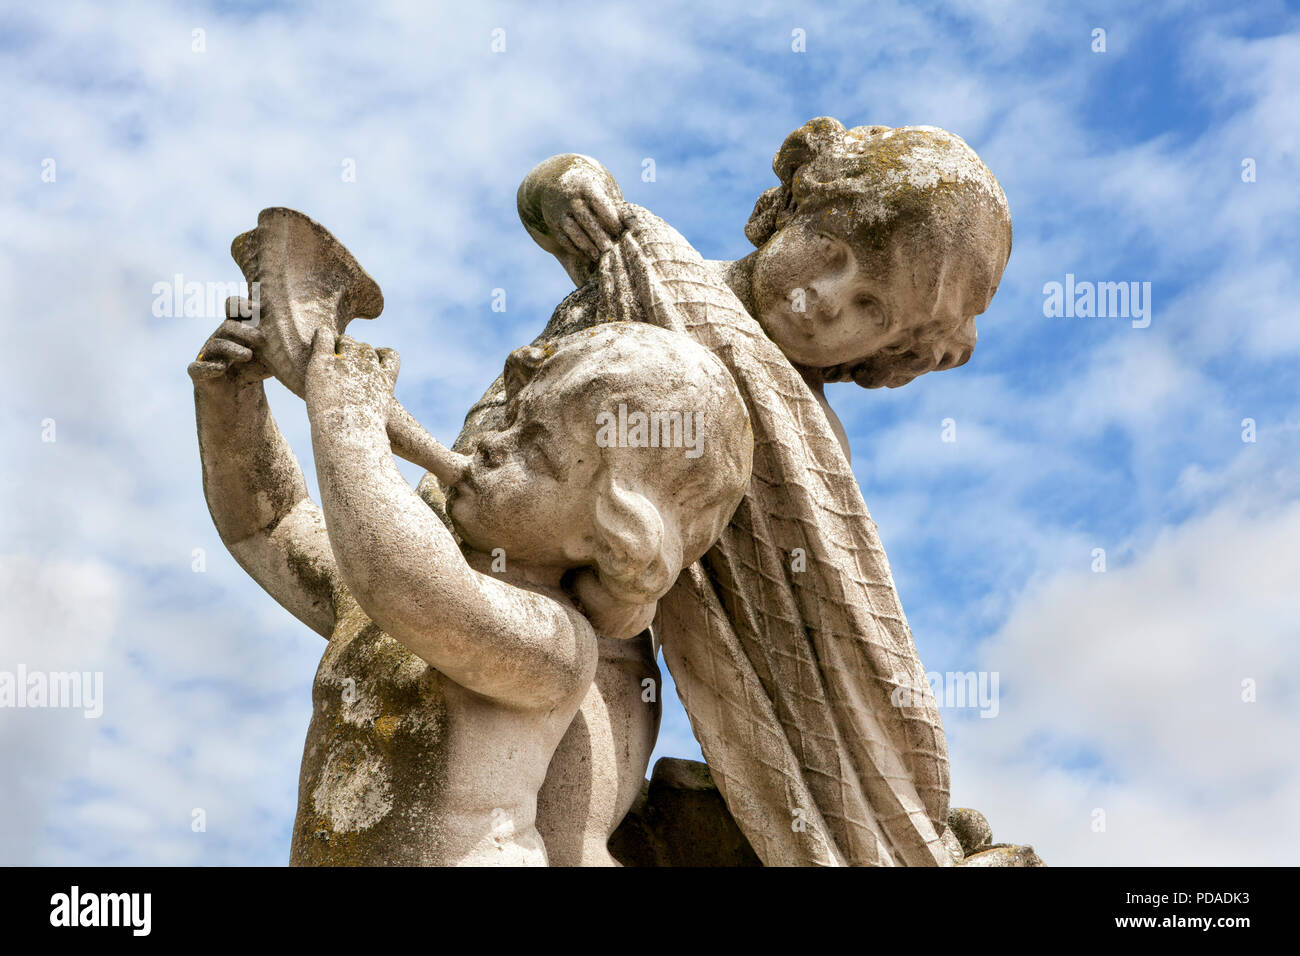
[934,342,972,370]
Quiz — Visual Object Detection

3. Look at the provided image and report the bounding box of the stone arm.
[517,154,626,286]
[192,323,344,639]
[304,332,590,709]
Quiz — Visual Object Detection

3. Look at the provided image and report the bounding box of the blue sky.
[2,0,1298,865]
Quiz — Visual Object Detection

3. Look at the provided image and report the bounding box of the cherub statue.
[190,318,751,864]
[441,117,1013,865]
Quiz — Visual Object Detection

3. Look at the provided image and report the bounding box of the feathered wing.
[601,205,953,867]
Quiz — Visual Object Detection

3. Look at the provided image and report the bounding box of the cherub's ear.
[589,471,681,607]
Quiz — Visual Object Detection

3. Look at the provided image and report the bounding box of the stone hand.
[304,328,401,423]
[188,310,271,385]
[521,154,626,283]
[543,166,624,260]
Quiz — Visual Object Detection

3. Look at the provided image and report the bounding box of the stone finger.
[573,200,613,252]
[560,215,600,261]
[201,338,253,364]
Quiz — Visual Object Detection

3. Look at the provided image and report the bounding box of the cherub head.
[744,117,1013,388]
[447,322,753,637]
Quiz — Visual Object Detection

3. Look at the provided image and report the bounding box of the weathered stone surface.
[536,632,661,867]
[948,807,994,856]
[452,122,1012,865]
[960,844,1047,867]
[227,208,463,484]
[609,758,761,867]
[197,117,1024,866]
[939,825,966,862]
[608,759,1044,868]
[194,267,753,865]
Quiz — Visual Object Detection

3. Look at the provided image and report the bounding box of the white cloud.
[0,556,118,863]
[949,490,1300,864]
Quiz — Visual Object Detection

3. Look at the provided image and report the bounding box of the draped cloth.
[438,203,953,866]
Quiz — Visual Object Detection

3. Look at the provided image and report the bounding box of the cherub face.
[750,217,975,378]
[447,366,602,568]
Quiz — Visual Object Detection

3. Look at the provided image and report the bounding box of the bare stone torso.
[290,600,576,866]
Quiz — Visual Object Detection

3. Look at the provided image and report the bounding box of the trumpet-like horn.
[231,207,467,487]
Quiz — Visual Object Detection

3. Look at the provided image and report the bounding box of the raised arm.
[190,317,345,638]
[303,330,589,708]
[517,154,626,285]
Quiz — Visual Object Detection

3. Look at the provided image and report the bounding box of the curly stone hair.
[746,117,1013,388]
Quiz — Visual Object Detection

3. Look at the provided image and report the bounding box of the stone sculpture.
[192,116,1041,866]
[194,306,751,864]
